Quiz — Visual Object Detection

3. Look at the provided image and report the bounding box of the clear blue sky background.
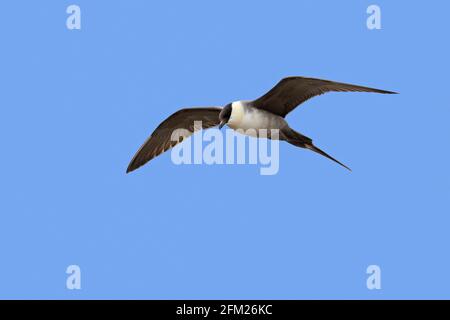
[0,1,449,299]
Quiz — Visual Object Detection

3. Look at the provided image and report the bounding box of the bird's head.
[219,103,232,129]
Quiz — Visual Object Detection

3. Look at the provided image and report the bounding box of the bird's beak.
[219,121,226,129]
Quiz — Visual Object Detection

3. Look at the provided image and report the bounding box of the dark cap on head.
[219,103,232,129]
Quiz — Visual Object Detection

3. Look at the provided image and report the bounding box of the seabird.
[126,76,396,173]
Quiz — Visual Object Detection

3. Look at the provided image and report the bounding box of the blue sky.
[0,1,449,299]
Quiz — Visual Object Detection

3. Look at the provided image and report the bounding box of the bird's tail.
[283,128,351,171]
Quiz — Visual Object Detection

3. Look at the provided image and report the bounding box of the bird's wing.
[251,76,397,117]
[126,107,221,173]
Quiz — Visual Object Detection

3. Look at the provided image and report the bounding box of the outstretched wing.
[252,76,397,117]
[127,107,221,173]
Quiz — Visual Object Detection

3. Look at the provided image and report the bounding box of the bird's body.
[126,76,397,173]
[227,101,288,137]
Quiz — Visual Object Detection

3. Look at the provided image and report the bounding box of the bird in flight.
[126,76,396,173]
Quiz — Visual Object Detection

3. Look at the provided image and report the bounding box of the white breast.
[227,101,245,128]
[227,101,269,131]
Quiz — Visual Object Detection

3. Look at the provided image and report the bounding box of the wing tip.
[379,89,399,94]
[126,164,135,174]
[126,153,157,174]
[126,160,143,174]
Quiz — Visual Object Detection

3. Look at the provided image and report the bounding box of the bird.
[126,76,397,173]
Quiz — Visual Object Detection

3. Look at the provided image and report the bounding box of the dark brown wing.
[252,76,397,117]
[126,107,221,173]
